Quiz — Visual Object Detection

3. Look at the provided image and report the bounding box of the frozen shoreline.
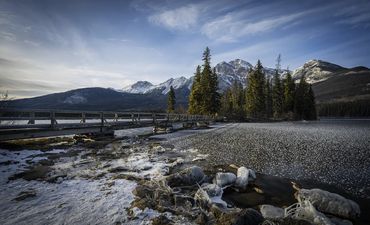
[0,120,369,224]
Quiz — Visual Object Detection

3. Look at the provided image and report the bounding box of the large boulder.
[296,189,360,219]
[215,172,236,187]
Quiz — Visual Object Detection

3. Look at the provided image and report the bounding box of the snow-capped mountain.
[8,59,369,112]
[292,59,346,83]
[123,76,192,94]
[122,59,288,94]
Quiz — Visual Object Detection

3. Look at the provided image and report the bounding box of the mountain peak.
[122,81,154,94]
[293,59,346,83]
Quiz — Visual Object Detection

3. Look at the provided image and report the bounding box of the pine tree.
[283,70,295,113]
[188,66,202,114]
[199,47,219,115]
[220,89,233,117]
[167,86,176,113]
[294,75,308,120]
[272,70,284,118]
[245,60,266,118]
[272,54,284,118]
[304,84,317,120]
[265,78,273,118]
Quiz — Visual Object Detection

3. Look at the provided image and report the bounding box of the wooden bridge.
[0,108,212,141]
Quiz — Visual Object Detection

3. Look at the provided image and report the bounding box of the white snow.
[63,93,87,104]
[0,178,136,225]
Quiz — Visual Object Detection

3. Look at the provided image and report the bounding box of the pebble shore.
[168,120,370,198]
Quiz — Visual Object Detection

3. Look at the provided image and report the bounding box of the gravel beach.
[166,120,370,199]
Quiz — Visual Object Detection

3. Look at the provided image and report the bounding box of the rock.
[260,205,284,219]
[151,215,172,225]
[296,188,360,219]
[194,186,211,209]
[215,172,236,187]
[235,167,249,190]
[329,217,353,225]
[167,166,205,186]
[292,200,335,225]
[201,183,222,197]
[13,189,37,201]
[235,209,265,225]
[216,208,264,225]
[195,183,227,208]
[267,217,313,225]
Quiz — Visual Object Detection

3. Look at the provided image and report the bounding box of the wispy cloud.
[335,2,370,28]
[148,4,200,30]
[202,11,307,43]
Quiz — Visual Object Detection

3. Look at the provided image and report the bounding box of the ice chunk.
[235,167,249,190]
[215,172,236,187]
[235,167,255,190]
[201,183,222,197]
[260,205,284,219]
[296,189,360,219]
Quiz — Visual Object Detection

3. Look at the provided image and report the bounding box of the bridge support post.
[50,111,57,128]
[100,112,104,132]
[28,112,35,125]
[81,113,86,123]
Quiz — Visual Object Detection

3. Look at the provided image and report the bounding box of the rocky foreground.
[0,120,369,225]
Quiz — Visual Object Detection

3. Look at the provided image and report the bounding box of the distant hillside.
[5,59,370,115]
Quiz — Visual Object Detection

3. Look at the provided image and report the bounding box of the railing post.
[152,113,156,124]
[28,112,35,125]
[100,112,104,132]
[81,113,86,123]
[50,111,56,128]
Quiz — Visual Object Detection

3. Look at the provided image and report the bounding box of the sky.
[1,0,370,99]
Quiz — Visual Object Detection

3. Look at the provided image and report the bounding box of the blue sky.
[1,0,370,98]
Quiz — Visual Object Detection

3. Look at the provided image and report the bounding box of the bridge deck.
[0,108,211,141]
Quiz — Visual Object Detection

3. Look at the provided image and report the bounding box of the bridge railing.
[0,108,212,130]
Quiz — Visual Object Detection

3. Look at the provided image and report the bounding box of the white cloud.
[148,4,200,30]
[202,11,306,43]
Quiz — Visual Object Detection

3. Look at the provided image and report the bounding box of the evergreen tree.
[245,60,266,118]
[294,76,317,120]
[199,47,219,115]
[304,84,317,120]
[294,75,307,120]
[188,66,202,114]
[272,69,284,118]
[220,89,233,117]
[167,86,176,113]
[272,54,284,118]
[283,70,295,113]
[265,78,273,118]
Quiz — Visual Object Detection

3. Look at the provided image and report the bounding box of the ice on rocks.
[215,172,236,187]
[296,188,360,219]
[167,166,205,186]
[195,183,227,208]
[293,200,335,225]
[201,183,222,197]
[260,204,284,219]
[235,166,256,190]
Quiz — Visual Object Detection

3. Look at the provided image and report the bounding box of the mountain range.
[6,59,370,112]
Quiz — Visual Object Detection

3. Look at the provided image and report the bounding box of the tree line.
[168,48,317,121]
[220,54,317,121]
